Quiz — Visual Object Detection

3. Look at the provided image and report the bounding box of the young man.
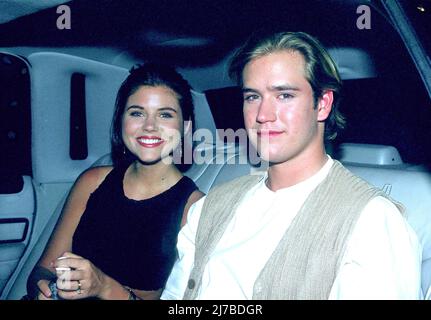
[161,31,422,299]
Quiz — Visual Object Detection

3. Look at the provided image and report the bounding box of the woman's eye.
[160,112,174,118]
[129,111,143,117]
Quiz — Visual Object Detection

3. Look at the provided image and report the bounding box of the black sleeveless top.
[73,164,198,290]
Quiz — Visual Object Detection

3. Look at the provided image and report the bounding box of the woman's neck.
[123,161,183,200]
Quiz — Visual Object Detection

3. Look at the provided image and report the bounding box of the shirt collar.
[260,155,334,196]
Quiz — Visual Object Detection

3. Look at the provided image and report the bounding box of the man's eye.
[279,93,293,100]
[244,94,259,102]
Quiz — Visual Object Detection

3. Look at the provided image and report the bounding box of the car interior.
[0,0,430,299]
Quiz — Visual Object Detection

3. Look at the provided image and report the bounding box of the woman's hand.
[36,279,53,300]
[53,251,110,300]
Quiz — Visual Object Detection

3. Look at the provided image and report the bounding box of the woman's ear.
[317,90,333,121]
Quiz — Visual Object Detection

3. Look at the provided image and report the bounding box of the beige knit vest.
[183,161,403,299]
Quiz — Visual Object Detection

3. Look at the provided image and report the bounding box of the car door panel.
[0,176,34,294]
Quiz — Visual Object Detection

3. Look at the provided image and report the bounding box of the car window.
[205,86,243,132]
[400,0,431,55]
[0,53,31,192]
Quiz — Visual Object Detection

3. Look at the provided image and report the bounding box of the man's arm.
[161,197,206,300]
[329,196,423,299]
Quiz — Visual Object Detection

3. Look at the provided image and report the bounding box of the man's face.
[242,50,330,165]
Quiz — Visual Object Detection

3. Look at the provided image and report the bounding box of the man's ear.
[317,90,333,121]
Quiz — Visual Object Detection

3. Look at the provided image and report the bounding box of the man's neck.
[266,150,329,191]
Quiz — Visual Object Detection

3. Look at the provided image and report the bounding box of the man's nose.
[256,98,276,123]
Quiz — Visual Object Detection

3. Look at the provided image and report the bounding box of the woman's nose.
[142,115,157,131]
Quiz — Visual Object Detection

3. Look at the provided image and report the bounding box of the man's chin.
[259,153,292,166]
[256,148,278,163]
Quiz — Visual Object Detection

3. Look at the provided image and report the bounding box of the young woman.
[26,63,204,300]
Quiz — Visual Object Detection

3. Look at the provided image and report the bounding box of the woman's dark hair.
[111,62,195,171]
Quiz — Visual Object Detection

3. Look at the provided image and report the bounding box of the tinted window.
[0,53,31,193]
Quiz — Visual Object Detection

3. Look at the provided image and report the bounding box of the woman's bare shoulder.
[181,189,205,227]
[74,165,114,193]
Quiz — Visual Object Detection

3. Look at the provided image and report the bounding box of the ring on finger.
[77,280,82,294]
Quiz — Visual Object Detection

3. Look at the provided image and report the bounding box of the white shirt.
[162,158,423,300]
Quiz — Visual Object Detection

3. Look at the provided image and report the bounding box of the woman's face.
[121,85,184,166]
